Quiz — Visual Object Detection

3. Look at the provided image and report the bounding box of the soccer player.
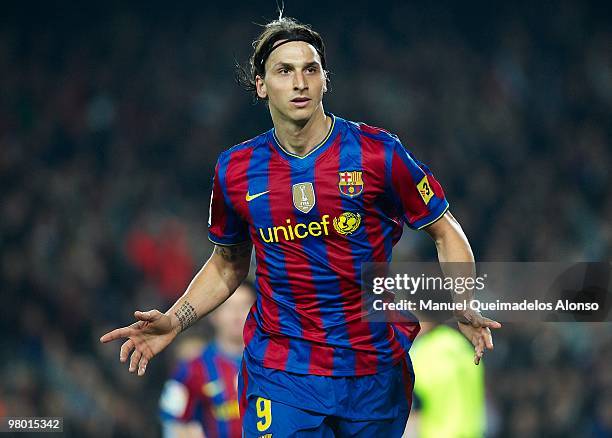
[159,282,254,438]
[101,17,501,436]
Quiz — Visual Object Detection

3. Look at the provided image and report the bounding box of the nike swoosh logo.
[245,190,270,202]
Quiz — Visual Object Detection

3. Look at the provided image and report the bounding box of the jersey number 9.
[256,397,272,432]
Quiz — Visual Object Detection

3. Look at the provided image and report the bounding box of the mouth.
[291,97,311,108]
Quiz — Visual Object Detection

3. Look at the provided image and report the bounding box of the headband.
[256,33,326,73]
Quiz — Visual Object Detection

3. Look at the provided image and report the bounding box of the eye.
[306,66,318,73]
[278,68,290,74]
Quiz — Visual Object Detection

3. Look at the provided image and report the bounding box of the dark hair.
[235,17,328,101]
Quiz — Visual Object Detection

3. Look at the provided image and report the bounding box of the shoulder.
[339,116,402,149]
[217,130,271,167]
[172,345,210,382]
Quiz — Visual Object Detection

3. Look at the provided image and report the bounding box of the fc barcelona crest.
[292,182,316,213]
[338,171,364,197]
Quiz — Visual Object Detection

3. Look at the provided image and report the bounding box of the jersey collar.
[271,113,338,160]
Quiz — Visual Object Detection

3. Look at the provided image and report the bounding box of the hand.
[455,309,502,365]
[100,310,179,376]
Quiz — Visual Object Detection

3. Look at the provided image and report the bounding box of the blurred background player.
[404,321,485,438]
[159,282,254,438]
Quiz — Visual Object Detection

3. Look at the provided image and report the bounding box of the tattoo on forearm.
[175,301,197,332]
[214,243,252,262]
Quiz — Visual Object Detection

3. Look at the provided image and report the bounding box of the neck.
[215,335,243,358]
[272,106,331,157]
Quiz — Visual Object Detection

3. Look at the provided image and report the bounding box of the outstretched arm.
[100,242,252,376]
[424,212,501,364]
[166,243,252,333]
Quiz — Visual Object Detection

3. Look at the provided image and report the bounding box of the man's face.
[211,284,254,343]
[256,41,327,124]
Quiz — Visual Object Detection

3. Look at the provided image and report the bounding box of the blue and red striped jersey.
[208,114,449,376]
[159,342,241,438]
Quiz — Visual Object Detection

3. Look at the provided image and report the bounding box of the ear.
[322,70,328,93]
[255,75,267,99]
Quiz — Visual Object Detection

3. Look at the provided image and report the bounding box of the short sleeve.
[159,363,201,422]
[389,140,449,230]
[208,157,250,245]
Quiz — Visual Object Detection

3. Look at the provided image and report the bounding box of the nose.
[293,71,307,91]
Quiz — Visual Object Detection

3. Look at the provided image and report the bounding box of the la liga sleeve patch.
[416,175,434,205]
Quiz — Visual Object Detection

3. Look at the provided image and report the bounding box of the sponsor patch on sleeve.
[417,175,434,205]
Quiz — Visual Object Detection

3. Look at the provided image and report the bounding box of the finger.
[129,349,142,373]
[100,327,133,343]
[473,338,482,364]
[120,339,135,363]
[483,327,494,350]
[474,337,484,365]
[137,356,149,377]
[475,336,484,357]
[481,317,502,329]
[476,336,484,357]
[134,310,160,322]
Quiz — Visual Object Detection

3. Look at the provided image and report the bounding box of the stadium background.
[1,0,611,436]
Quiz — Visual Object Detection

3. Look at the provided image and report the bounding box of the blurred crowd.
[1,1,610,436]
